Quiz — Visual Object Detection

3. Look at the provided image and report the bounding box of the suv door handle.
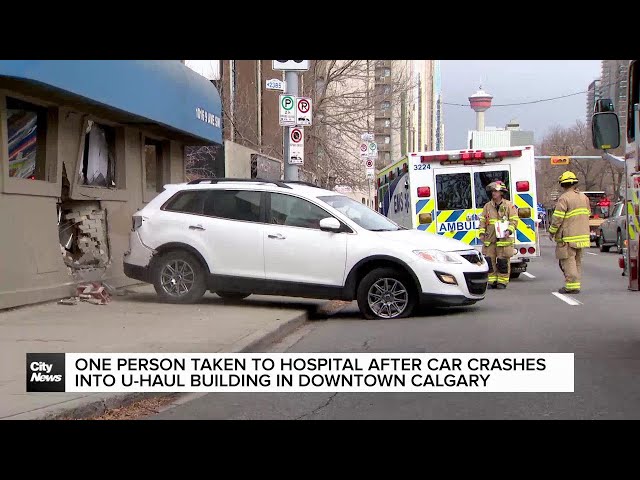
[268,233,286,240]
[189,225,205,231]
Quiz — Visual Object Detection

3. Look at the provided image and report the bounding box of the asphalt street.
[150,239,640,420]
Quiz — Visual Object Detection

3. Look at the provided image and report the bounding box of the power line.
[443,82,618,108]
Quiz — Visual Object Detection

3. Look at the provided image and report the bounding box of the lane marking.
[522,272,536,279]
[585,252,598,256]
[551,291,583,306]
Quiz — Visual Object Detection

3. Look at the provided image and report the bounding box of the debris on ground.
[75,282,112,305]
[58,297,79,306]
[60,394,181,420]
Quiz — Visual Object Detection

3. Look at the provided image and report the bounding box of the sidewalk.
[0,284,334,420]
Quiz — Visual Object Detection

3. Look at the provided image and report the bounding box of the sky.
[440,60,602,150]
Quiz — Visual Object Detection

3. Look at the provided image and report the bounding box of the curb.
[4,310,311,421]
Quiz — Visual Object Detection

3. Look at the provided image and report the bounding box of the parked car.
[123,178,489,320]
[597,201,627,252]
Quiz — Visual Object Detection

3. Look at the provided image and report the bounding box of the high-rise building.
[586,79,601,127]
[373,60,415,166]
[600,60,629,137]
[433,60,444,150]
[409,60,444,153]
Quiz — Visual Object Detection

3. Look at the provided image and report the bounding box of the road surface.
[149,241,640,420]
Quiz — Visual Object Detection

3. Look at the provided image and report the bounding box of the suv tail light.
[132,215,143,230]
[417,186,431,197]
[516,181,530,192]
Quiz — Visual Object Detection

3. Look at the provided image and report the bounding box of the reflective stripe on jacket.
[478,199,518,246]
[549,187,591,248]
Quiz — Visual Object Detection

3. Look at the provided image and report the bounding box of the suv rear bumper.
[124,262,151,283]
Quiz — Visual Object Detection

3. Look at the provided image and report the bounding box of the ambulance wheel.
[510,272,520,279]
[357,267,417,320]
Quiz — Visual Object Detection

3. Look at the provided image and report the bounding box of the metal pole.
[284,70,300,181]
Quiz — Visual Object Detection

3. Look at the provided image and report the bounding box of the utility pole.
[283,70,300,181]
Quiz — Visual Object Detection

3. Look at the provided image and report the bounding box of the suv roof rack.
[186,178,292,189]
[282,180,320,188]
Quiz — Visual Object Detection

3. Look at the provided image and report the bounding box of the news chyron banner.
[27,353,575,393]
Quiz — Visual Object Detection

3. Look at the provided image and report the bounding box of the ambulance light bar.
[416,149,523,165]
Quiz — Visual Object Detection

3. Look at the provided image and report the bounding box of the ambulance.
[376,145,540,278]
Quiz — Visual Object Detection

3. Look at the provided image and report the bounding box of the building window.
[144,138,163,193]
[384,136,390,144]
[384,152,391,162]
[382,101,391,110]
[385,119,391,128]
[5,97,48,180]
[383,85,391,95]
[79,120,116,187]
[384,68,391,77]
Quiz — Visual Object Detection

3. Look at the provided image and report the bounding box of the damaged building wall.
[0,98,189,310]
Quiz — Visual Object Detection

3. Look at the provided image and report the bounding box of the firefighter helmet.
[486,180,508,193]
[558,170,579,185]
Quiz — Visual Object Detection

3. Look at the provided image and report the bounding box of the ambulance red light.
[417,187,431,197]
[497,149,522,158]
[516,181,530,192]
[520,247,527,254]
[528,247,536,254]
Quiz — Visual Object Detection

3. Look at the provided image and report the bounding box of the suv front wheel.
[356,267,417,320]
[152,250,207,304]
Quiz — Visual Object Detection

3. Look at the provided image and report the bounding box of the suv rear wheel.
[152,250,207,304]
[356,267,417,320]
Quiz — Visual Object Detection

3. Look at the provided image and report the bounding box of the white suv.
[123,179,489,320]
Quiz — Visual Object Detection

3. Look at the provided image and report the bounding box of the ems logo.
[26,353,65,392]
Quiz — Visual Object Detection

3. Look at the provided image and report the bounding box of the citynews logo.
[26,353,66,392]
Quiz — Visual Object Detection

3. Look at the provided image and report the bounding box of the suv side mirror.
[591,111,621,150]
[319,217,341,232]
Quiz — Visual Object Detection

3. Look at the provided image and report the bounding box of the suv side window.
[163,191,207,214]
[203,190,262,223]
[269,193,330,229]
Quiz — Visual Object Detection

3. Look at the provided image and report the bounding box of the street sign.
[550,156,570,165]
[359,142,369,159]
[361,132,375,142]
[288,127,304,164]
[279,94,296,126]
[273,60,310,71]
[368,142,378,159]
[266,78,285,91]
[359,141,379,159]
[296,97,312,126]
[365,158,375,179]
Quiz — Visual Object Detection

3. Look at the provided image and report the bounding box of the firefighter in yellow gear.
[549,171,592,294]
[478,181,519,289]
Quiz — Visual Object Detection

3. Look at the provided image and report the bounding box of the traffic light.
[272,60,310,71]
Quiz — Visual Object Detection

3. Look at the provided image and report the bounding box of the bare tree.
[536,120,624,206]
[185,145,222,181]
[301,60,416,190]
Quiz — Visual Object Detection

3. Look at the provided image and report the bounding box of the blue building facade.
[0,60,223,309]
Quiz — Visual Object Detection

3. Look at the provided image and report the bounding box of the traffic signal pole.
[283,71,300,181]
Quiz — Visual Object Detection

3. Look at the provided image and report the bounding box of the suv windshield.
[318,195,402,231]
